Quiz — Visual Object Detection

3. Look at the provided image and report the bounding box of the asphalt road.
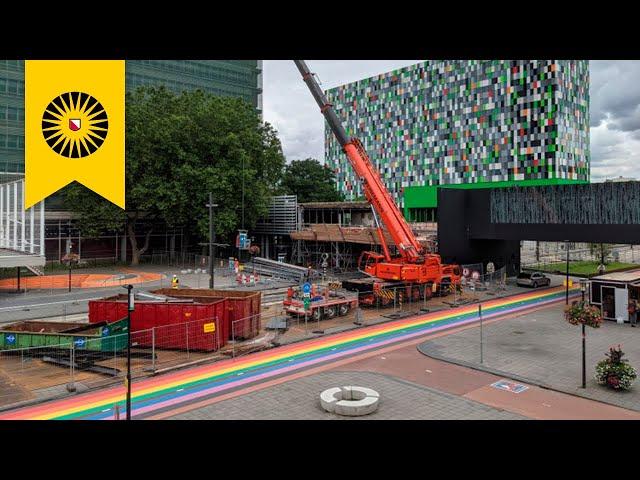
[0,276,293,324]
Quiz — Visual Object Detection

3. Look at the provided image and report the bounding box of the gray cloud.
[264,60,640,182]
[263,60,420,162]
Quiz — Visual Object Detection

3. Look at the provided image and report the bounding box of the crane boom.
[294,60,424,263]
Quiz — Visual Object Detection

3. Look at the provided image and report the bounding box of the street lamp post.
[206,193,219,290]
[67,232,72,293]
[123,284,134,419]
[565,240,570,305]
[580,279,588,389]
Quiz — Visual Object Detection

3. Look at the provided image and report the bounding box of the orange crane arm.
[294,60,424,263]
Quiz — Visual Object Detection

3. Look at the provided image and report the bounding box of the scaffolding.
[291,234,360,273]
[254,196,437,273]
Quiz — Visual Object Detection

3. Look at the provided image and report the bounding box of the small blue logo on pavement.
[491,380,529,394]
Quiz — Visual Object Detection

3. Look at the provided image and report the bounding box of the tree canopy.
[63,86,285,264]
[281,158,344,203]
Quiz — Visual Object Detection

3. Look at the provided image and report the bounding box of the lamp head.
[580,279,587,292]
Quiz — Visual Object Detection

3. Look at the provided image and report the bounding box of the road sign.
[203,322,216,333]
[303,282,311,294]
[491,380,528,394]
[303,298,311,311]
[237,230,249,250]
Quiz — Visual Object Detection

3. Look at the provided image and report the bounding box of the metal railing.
[521,243,640,272]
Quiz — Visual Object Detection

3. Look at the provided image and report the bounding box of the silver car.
[517,272,551,288]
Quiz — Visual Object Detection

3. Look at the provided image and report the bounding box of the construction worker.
[171,274,180,289]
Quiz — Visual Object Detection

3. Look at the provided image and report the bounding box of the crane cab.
[358,251,385,277]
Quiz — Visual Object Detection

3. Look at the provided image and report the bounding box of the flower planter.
[594,346,637,391]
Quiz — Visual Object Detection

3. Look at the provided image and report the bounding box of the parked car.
[517,272,551,288]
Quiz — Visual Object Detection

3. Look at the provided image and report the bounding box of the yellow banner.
[25,60,125,209]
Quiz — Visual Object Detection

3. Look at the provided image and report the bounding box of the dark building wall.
[437,189,520,274]
[438,183,640,274]
[491,182,640,225]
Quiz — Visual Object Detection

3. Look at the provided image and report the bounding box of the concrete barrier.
[320,385,380,416]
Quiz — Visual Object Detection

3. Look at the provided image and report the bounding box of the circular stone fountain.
[320,386,380,416]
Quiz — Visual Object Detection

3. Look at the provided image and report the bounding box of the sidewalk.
[418,302,640,412]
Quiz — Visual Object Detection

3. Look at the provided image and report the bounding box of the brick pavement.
[169,371,525,420]
[419,302,640,411]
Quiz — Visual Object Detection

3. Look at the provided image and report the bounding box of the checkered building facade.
[325,60,590,207]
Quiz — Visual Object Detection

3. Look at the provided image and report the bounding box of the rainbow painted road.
[0,286,578,420]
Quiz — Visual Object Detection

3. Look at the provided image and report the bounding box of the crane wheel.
[312,308,322,321]
[324,306,337,319]
[411,286,421,302]
[339,304,350,316]
[439,279,452,297]
[424,284,434,300]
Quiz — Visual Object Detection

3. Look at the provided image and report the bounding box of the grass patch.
[528,261,638,276]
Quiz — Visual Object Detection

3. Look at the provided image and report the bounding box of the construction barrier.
[375,289,395,301]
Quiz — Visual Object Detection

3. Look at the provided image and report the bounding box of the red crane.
[294,60,461,303]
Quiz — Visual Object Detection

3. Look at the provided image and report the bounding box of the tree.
[281,158,344,203]
[589,243,612,265]
[63,86,285,265]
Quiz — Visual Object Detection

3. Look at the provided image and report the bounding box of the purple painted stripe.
[126,293,573,418]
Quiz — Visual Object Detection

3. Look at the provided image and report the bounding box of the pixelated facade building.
[325,60,589,221]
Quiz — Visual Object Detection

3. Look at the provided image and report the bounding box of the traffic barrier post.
[151,327,156,372]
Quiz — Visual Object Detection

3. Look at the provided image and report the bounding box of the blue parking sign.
[303,283,311,294]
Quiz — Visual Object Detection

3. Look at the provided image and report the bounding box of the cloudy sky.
[262,60,640,183]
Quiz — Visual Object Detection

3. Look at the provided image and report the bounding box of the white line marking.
[0,296,104,313]
[425,369,432,373]
[177,388,184,392]
[380,356,386,360]
[102,408,111,412]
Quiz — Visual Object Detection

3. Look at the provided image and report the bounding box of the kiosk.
[590,269,640,323]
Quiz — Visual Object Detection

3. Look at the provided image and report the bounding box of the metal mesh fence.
[521,243,640,274]
[0,271,522,412]
[0,314,227,408]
